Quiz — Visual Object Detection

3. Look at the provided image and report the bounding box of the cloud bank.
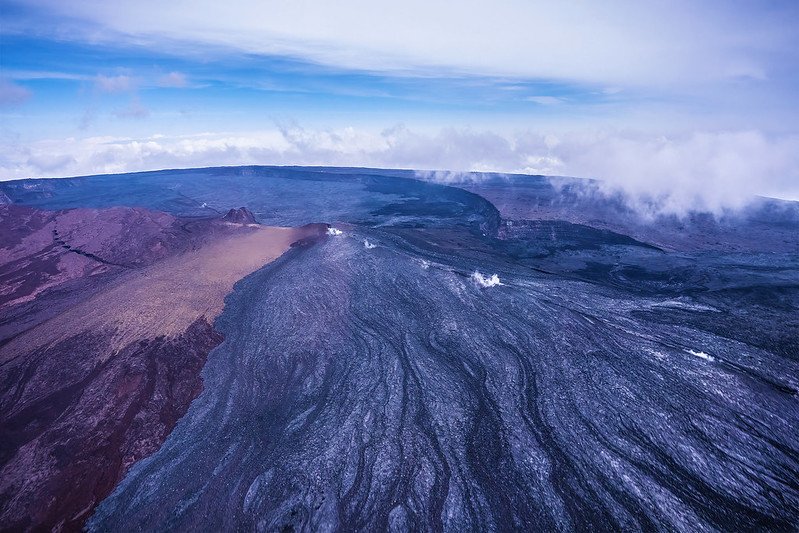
[4,125,796,215]
[12,0,799,90]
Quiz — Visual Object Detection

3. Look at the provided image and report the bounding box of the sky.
[1,0,799,212]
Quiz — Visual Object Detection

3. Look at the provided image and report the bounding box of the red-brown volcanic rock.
[0,205,323,531]
[1,205,193,345]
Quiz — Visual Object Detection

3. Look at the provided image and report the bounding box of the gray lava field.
[1,167,798,532]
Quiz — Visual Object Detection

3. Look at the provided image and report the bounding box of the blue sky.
[0,24,639,136]
[1,0,798,210]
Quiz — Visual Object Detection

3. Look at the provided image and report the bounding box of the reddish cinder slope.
[0,205,188,344]
[0,205,323,531]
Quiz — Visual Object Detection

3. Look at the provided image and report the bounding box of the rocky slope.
[88,225,799,532]
[0,204,323,531]
[2,167,797,532]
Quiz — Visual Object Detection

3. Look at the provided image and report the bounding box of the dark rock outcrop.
[222,207,258,225]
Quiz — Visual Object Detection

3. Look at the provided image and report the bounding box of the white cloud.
[25,153,76,172]
[16,1,799,88]
[545,130,799,215]
[95,74,135,93]
[414,170,476,184]
[2,70,90,81]
[1,126,797,216]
